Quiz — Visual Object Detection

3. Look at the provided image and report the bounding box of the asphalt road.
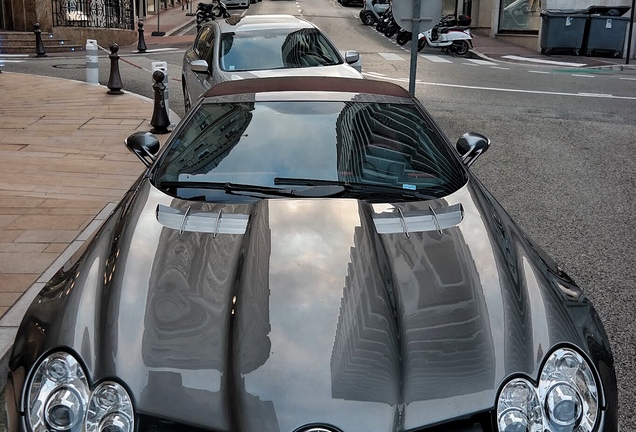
[2,0,636,429]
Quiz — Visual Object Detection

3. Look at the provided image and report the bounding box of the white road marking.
[136,47,180,53]
[361,72,636,100]
[0,59,25,63]
[619,77,636,81]
[0,54,29,57]
[419,54,452,63]
[364,72,387,78]
[571,74,595,78]
[490,66,511,70]
[379,53,405,61]
[529,70,552,74]
[578,93,613,97]
[466,58,496,65]
[501,55,587,67]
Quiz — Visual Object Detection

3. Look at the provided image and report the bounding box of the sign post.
[392,0,444,95]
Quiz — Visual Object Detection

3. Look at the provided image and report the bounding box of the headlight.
[27,352,135,432]
[496,347,599,432]
[87,382,134,432]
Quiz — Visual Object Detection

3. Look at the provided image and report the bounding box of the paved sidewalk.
[0,72,177,383]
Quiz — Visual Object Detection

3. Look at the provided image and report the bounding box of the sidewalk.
[0,72,178,382]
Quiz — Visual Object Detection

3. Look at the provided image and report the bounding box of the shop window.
[500,0,541,32]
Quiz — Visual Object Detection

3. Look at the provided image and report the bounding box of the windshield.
[153,100,467,200]
[219,28,342,71]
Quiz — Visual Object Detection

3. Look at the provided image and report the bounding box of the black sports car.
[5,77,618,432]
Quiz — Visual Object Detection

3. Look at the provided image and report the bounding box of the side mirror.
[456,132,490,167]
[126,131,160,167]
[190,59,210,74]
[344,50,362,73]
[344,50,360,64]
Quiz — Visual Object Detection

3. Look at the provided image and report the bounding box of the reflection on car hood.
[23,179,590,431]
[222,65,364,81]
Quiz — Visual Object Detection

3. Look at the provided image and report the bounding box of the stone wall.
[4,0,136,47]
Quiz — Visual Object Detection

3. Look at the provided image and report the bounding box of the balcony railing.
[52,0,134,29]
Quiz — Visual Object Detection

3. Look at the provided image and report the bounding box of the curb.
[166,16,197,36]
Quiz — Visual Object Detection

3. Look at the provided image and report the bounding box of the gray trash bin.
[583,6,631,57]
[540,10,588,55]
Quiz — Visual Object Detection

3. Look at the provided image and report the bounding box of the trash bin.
[540,10,588,55]
[583,6,631,57]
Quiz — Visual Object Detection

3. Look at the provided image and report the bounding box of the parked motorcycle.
[359,0,389,26]
[396,29,411,45]
[417,14,472,56]
[375,5,392,33]
[196,0,230,30]
[383,13,399,38]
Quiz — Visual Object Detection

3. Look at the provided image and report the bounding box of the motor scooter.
[375,5,393,33]
[196,0,230,30]
[417,14,472,56]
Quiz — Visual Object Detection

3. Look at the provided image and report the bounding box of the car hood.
[21,179,593,431]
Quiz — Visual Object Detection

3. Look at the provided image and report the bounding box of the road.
[2,0,636,429]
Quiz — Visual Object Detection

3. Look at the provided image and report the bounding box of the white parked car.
[182,14,363,112]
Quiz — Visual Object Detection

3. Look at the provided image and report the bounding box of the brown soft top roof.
[202,77,412,99]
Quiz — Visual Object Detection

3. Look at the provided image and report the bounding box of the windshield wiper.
[158,181,299,198]
[273,177,436,200]
[157,181,346,198]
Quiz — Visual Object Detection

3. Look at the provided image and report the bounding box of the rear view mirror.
[456,132,490,167]
[126,131,160,167]
[345,50,360,64]
[190,59,210,74]
[344,50,362,73]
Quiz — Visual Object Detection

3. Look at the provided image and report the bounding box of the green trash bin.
[540,10,588,55]
[583,6,631,57]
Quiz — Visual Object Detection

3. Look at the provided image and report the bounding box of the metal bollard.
[137,22,147,53]
[150,71,171,134]
[34,23,47,57]
[85,39,99,84]
[106,43,124,95]
[151,61,173,127]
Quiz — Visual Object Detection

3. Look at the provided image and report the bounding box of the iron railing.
[52,0,134,29]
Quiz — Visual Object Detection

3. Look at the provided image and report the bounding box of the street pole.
[626,0,635,64]
[151,0,165,36]
[186,0,195,16]
[408,0,421,95]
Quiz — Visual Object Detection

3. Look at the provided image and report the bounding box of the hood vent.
[156,204,249,236]
[373,203,464,236]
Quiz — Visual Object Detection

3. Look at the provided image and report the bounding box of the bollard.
[150,71,171,134]
[85,39,99,84]
[137,22,147,53]
[151,61,173,127]
[34,23,47,57]
[106,43,124,95]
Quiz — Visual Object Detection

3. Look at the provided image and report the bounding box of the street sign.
[392,0,444,33]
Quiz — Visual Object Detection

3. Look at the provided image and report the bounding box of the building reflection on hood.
[141,199,278,431]
[331,207,495,405]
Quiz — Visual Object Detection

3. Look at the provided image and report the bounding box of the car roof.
[215,14,314,32]
[201,76,413,99]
